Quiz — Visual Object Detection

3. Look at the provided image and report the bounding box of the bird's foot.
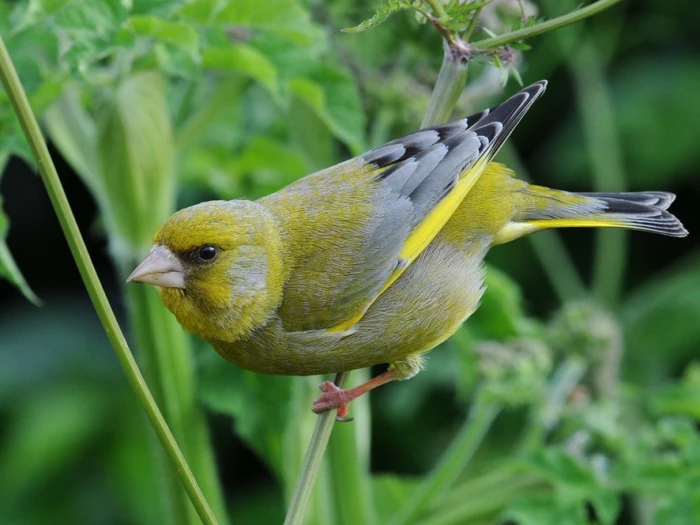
[312,381,355,422]
[311,371,398,422]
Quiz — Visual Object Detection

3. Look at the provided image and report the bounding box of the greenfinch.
[128,81,686,419]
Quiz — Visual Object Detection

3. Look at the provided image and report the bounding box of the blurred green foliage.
[1,0,699,524]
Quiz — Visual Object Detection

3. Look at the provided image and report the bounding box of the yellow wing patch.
[327,154,491,333]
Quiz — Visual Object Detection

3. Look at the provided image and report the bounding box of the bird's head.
[128,200,285,342]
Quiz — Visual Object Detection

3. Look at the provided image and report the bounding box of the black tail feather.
[589,192,688,238]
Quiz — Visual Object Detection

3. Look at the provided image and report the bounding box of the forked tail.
[497,187,688,243]
[572,192,687,237]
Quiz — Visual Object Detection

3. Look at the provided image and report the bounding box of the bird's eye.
[197,245,217,261]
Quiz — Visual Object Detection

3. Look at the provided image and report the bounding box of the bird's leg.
[312,370,397,421]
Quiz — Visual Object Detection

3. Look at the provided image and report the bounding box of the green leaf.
[653,476,700,525]
[371,475,420,523]
[52,0,126,73]
[53,0,123,34]
[589,489,621,525]
[0,194,39,305]
[289,64,366,154]
[44,88,101,195]
[524,448,596,490]
[653,363,700,419]
[621,255,700,384]
[215,0,322,45]
[510,65,524,86]
[178,0,222,24]
[342,0,419,33]
[613,59,700,186]
[468,265,537,340]
[0,7,63,165]
[0,385,108,504]
[546,59,700,188]
[252,30,328,82]
[511,41,532,51]
[201,368,293,474]
[504,493,588,525]
[287,96,336,171]
[124,15,200,56]
[442,0,491,33]
[8,0,69,33]
[96,71,176,255]
[197,347,317,480]
[508,445,625,524]
[482,26,498,38]
[237,136,307,196]
[202,45,280,101]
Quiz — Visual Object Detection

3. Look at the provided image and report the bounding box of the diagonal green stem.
[125,281,228,525]
[326,368,376,525]
[472,0,622,50]
[393,388,502,525]
[572,42,627,305]
[424,0,447,19]
[284,372,350,525]
[539,0,628,305]
[0,34,218,525]
[415,474,546,525]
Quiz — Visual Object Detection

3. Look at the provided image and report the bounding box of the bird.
[128,80,687,420]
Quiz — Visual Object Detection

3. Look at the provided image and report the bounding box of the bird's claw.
[312,381,353,422]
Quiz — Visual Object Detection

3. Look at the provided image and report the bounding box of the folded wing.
[262,81,547,332]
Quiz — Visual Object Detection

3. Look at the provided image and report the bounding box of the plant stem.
[393,388,501,525]
[284,372,350,525]
[327,368,376,525]
[422,45,468,128]
[44,82,227,525]
[424,0,447,19]
[436,463,518,507]
[416,475,546,525]
[531,231,588,301]
[472,0,622,50]
[500,145,588,301]
[125,282,228,525]
[572,41,627,305]
[519,357,587,452]
[0,35,219,525]
[463,6,484,43]
[538,0,628,305]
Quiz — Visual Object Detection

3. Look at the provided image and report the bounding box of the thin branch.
[472,0,622,50]
[423,0,448,19]
[463,6,484,42]
[0,34,219,525]
[284,372,350,525]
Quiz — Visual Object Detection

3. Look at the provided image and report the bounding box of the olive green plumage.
[130,81,687,387]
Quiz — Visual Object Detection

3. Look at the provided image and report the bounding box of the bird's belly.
[347,238,488,365]
[212,238,488,375]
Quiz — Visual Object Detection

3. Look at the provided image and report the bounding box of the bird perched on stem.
[129,81,687,420]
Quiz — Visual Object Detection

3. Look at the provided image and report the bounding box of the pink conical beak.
[127,246,186,289]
